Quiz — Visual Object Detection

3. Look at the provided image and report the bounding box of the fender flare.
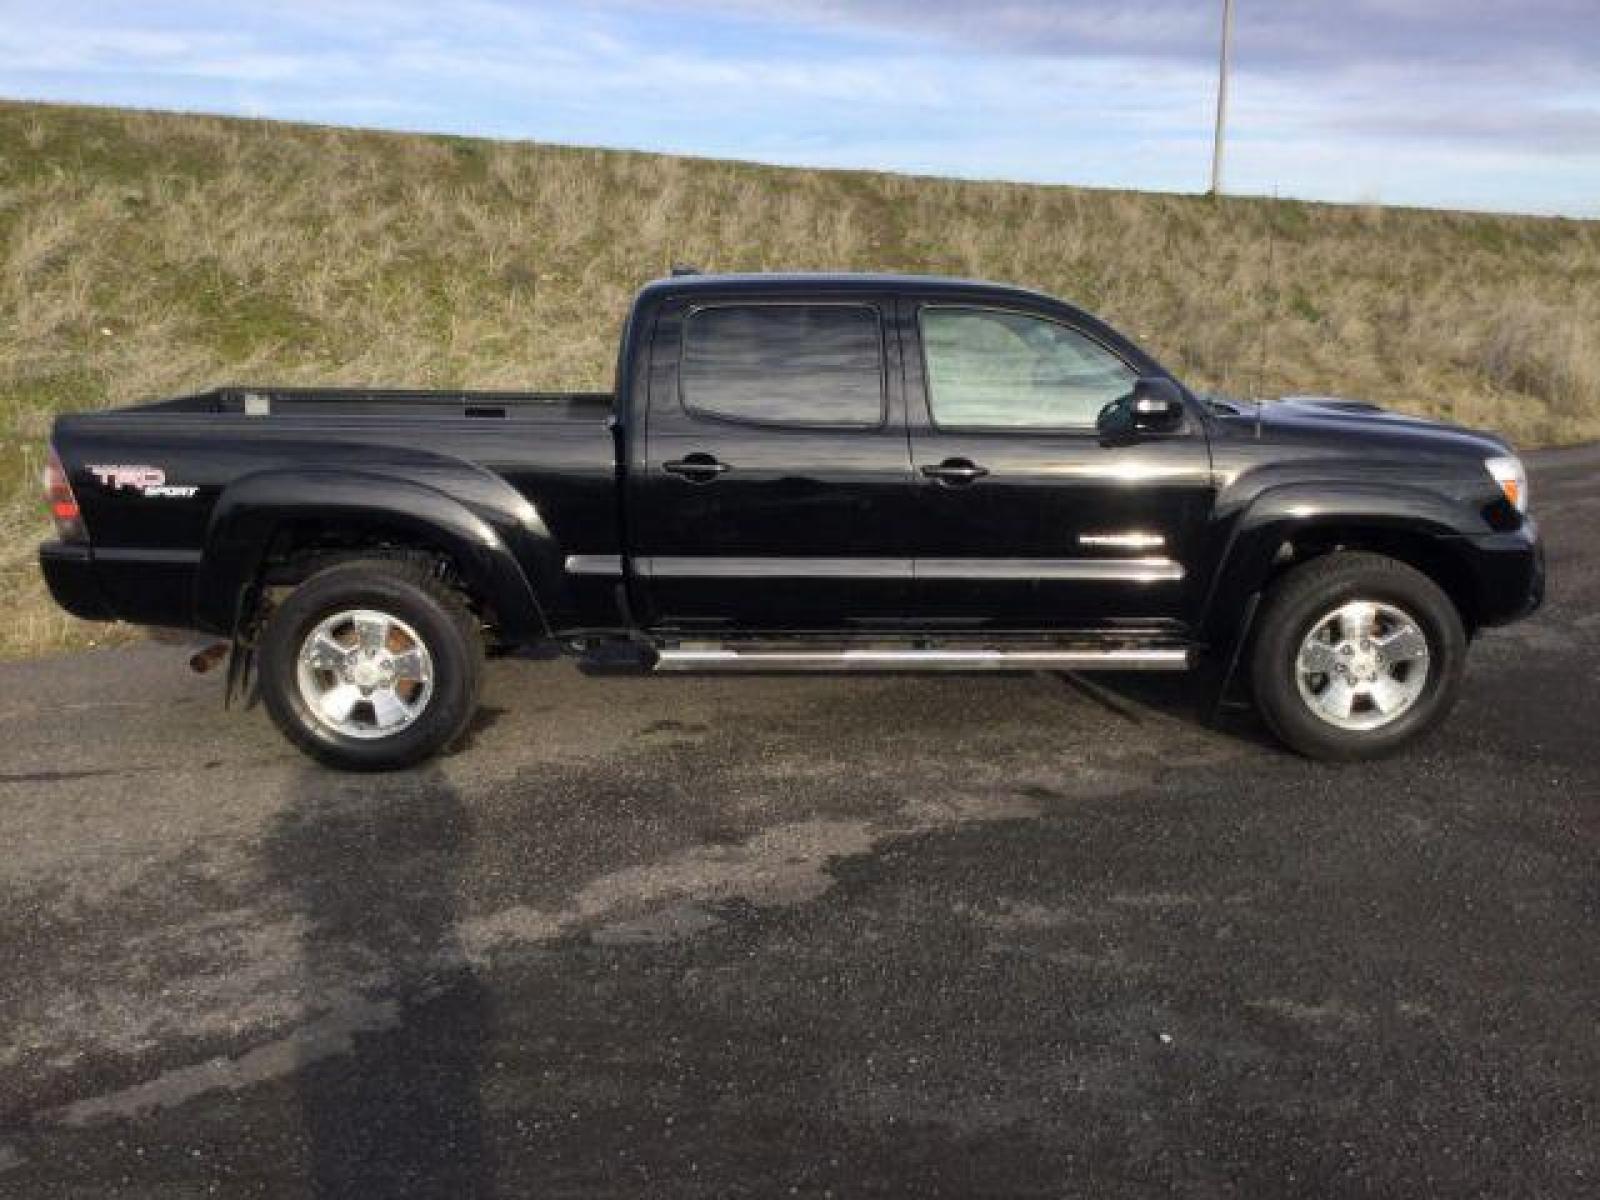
[1197,479,1482,644]
[195,469,549,640]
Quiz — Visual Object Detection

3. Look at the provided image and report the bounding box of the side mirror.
[1098,377,1186,440]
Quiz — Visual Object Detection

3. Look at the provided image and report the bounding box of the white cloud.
[0,0,1593,215]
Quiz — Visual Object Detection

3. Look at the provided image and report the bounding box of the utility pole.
[1209,0,1236,195]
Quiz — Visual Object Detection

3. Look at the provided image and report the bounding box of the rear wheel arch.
[196,471,548,643]
[263,524,482,615]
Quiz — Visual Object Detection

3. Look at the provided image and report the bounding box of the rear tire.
[1249,552,1466,761]
[259,559,483,770]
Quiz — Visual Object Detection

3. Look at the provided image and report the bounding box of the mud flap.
[223,637,255,710]
[223,581,262,710]
[1206,590,1261,724]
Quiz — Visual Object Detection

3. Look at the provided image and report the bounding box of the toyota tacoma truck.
[40,272,1544,769]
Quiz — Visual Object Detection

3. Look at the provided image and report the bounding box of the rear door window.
[681,304,885,428]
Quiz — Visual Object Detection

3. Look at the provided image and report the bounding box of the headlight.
[1486,455,1528,513]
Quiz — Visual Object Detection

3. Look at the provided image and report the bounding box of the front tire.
[259,559,483,770]
[1249,552,1466,761]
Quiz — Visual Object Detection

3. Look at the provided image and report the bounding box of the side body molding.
[1196,478,1483,642]
[196,469,549,640]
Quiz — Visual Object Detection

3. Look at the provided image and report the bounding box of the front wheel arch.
[1271,527,1481,636]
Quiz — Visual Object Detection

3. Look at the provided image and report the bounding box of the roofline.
[638,271,1058,304]
[628,270,1178,385]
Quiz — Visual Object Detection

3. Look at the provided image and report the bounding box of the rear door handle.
[920,458,989,485]
[663,454,730,482]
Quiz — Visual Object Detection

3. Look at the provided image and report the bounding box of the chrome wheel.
[1294,600,1430,731]
[295,609,434,740]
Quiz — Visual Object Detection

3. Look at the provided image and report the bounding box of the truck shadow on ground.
[1051,669,1283,755]
[265,769,494,1198]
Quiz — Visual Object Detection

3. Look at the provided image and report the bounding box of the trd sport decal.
[86,465,199,498]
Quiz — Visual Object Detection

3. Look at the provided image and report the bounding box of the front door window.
[920,307,1137,430]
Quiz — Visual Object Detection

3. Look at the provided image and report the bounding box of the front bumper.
[1463,517,1545,627]
[39,541,114,622]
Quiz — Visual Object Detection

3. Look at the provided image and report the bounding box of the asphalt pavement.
[0,447,1595,1197]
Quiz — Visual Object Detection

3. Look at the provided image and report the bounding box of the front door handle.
[920,458,989,485]
[663,454,731,482]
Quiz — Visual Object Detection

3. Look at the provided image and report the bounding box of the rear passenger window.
[681,304,884,428]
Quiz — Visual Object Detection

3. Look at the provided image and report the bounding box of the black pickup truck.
[40,272,1543,769]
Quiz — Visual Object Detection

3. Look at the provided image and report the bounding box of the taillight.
[43,447,86,542]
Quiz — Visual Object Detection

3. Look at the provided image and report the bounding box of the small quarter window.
[682,304,884,428]
[920,307,1137,429]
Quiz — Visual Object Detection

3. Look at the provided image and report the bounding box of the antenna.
[1257,186,1278,435]
[1209,0,1236,196]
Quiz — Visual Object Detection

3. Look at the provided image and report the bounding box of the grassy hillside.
[3,100,1598,657]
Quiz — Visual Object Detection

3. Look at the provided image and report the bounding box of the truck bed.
[131,386,615,421]
[49,384,625,635]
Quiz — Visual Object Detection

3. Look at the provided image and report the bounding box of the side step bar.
[652,646,1191,673]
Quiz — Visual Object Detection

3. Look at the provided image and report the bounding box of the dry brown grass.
[3,99,1598,657]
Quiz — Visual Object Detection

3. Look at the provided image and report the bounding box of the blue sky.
[2,0,1596,216]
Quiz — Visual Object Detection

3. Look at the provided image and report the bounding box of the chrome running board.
[652,646,1191,673]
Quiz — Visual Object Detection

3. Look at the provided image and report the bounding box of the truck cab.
[617,274,1208,635]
